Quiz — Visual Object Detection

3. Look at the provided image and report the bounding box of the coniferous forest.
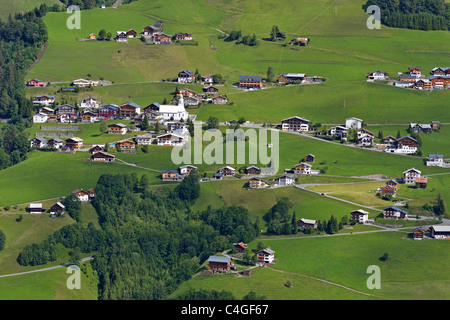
[365,0,450,30]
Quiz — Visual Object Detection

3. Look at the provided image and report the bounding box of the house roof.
[300,218,316,224]
[428,154,444,158]
[246,166,260,170]
[403,167,421,174]
[110,123,128,128]
[121,101,141,108]
[281,116,310,123]
[415,177,428,183]
[384,206,408,214]
[239,76,262,82]
[430,225,450,232]
[208,256,231,263]
[351,209,369,215]
[161,169,178,174]
[257,248,275,255]
[30,203,43,208]
[397,135,417,143]
[282,73,306,78]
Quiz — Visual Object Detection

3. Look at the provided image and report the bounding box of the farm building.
[297,218,317,229]
[383,206,408,220]
[208,256,233,272]
[91,152,115,162]
[429,225,450,239]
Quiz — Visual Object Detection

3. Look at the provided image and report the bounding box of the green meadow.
[173,231,450,300]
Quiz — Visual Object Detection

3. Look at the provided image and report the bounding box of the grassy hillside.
[0,0,60,20]
[26,0,450,124]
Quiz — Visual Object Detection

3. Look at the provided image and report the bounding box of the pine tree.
[291,212,298,234]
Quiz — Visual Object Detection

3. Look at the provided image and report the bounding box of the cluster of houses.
[33,95,191,130]
[88,22,193,45]
[177,85,229,106]
[207,245,276,272]
[368,67,450,90]
[378,167,428,199]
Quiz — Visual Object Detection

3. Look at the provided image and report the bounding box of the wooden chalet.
[383,206,408,220]
[256,248,275,264]
[142,25,159,36]
[33,95,55,106]
[47,138,63,149]
[382,135,397,146]
[245,166,261,175]
[92,151,115,162]
[248,177,268,189]
[88,188,95,201]
[89,145,104,154]
[120,102,141,118]
[153,32,172,44]
[143,102,161,113]
[412,227,425,240]
[350,209,369,224]
[278,73,306,83]
[72,189,89,201]
[431,121,440,130]
[430,67,450,76]
[403,168,421,184]
[203,86,219,94]
[396,136,418,154]
[161,169,182,181]
[381,185,397,197]
[415,177,428,189]
[297,218,317,229]
[208,256,233,272]
[65,137,83,149]
[29,203,44,214]
[98,104,120,118]
[219,166,236,177]
[239,76,262,89]
[108,123,128,135]
[211,95,228,105]
[178,70,195,83]
[408,66,422,78]
[116,139,136,150]
[274,174,294,186]
[385,179,398,190]
[281,116,310,132]
[178,165,197,176]
[233,242,248,253]
[293,162,312,175]
[156,133,184,146]
[134,134,153,145]
[304,154,315,163]
[126,29,137,38]
[115,31,128,43]
[429,225,450,239]
[50,202,65,216]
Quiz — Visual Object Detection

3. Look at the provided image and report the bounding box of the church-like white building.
[158,96,189,122]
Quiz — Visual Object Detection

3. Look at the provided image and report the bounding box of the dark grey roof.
[239,76,262,82]
[384,206,408,214]
[208,256,231,263]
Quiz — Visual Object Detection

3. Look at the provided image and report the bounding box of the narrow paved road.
[0,256,94,278]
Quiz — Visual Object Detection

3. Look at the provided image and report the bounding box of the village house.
[116,139,136,150]
[120,101,141,118]
[393,80,414,88]
[412,227,425,240]
[108,123,128,135]
[281,116,311,132]
[72,189,89,201]
[33,95,55,106]
[143,102,161,114]
[49,202,65,217]
[115,31,128,43]
[327,126,348,140]
[178,165,198,176]
[88,188,95,201]
[173,32,193,41]
[289,37,309,46]
[431,121,440,130]
[410,123,432,133]
[134,134,153,145]
[430,67,450,76]
[39,106,55,116]
[350,209,369,224]
[274,174,294,186]
[293,162,312,175]
[161,169,182,181]
[297,218,317,229]
[178,70,195,83]
[73,79,98,87]
[245,166,261,175]
[357,128,374,140]
[403,168,421,184]
[415,177,428,189]
[29,203,44,214]
[203,86,219,94]
[429,225,450,239]
[88,33,97,39]
[92,151,115,162]
[27,79,47,87]
[152,32,172,44]
[81,109,98,123]
[211,95,228,105]
[218,166,236,177]
[33,113,48,123]
[65,137,83,150]
[390,136,418,154]
[408,66,422,78]
[142,25,159,36]
[426,75,450,89]
[56,104,77,117]
[413,79,432,90]
[426,154,444,166]
[98,104,120,119]
[233,242,248,253]
[382,135,397,147]
[398,75,417,83]
[180,88,204,100]
[208,256,233,272]
[366,70,387,81]
[89,145,104,154]
[46,138,63,149]
[184,96,200,106]
[383,205,408,220]
[155,133,185,146]
[248,177,268,189]
[304,154,315,163]
[385,179,398,191]
[239,76,262,89]
[277,73,306,83]
[80,97,100,109]
[256,248,275,264]
[381,184,397,197]
[126,29,137,38]
[345,117,363,129]
[201,74,215,85]
[30,137,48,148]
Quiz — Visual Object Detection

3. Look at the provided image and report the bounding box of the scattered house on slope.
[281,116,310,132]
[72,189,89,201]
[91,151,115,162]
[108,123,128,135]
[248,177,268,189]
[345,117,363,130]
[29,203,44,214]
[239,76,262,89]
[274,174,294,186]
[256,248,275,264]
[383,206,408,220]
[49,202,65,217]
[403,168,421,184]
[208,256,233,272]
[367,70,387,81]
[429,225,450,239]
[64,137,83,150]
[178,70,195,83]
[350,209,369,224]
[278,73,306,83]
[412,227,425,240]
[297,218,317,229]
